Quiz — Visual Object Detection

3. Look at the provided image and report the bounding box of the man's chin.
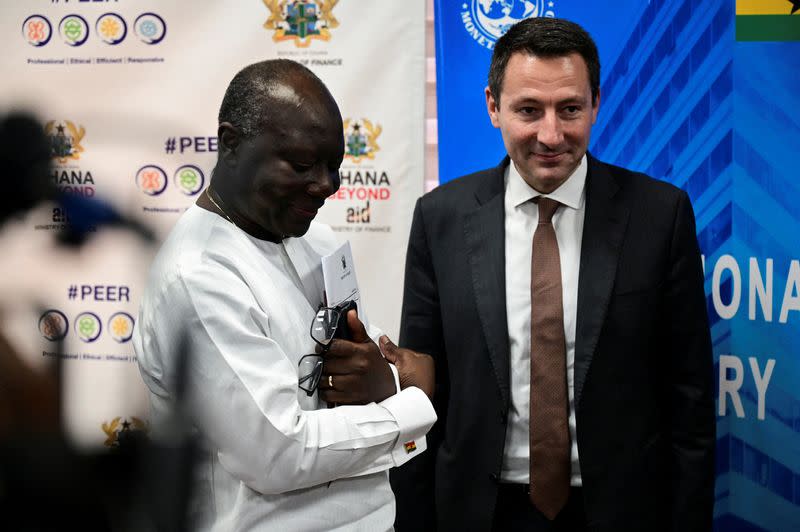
[283,220,314,239]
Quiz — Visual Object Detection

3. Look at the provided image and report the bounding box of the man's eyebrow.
[508,94,586,105]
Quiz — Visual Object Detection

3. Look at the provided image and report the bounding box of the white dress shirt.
[501,156,587,486]
[134,205,436,531]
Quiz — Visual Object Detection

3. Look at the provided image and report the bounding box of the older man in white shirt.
[134,58,436,531]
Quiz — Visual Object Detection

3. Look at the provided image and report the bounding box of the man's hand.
[319,310,395,405]
[380,336,435,400]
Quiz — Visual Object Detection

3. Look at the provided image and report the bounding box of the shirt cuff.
[379,386,437,467]
[388,361,401,394]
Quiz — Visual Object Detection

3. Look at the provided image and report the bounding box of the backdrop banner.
[434,1,799,530]
[0,0,425,449]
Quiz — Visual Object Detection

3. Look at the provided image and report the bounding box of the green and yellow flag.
[736,0,800,41]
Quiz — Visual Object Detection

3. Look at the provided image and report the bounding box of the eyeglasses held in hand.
[297,302,354,396]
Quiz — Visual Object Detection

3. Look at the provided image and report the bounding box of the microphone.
[56,192,155,246]
[0,111,154,245]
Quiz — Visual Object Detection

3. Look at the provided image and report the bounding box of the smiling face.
[486,52,599,194]
[221,79,344,240]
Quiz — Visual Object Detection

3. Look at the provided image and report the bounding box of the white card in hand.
[321,241,368,329]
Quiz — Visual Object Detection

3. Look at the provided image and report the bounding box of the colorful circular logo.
[23,15,52,47]
[136,165,168,196]
[108,312,135,343]
[59,14,89,47]
[39,309,69,341]
[173,165,205,196]
[134,13,167,45]
[75,312,102,343]
[96,13,127,45]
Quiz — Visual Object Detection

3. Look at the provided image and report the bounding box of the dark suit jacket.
[391,155,715,531]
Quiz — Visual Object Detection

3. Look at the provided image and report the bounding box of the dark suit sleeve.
[664,191,715,531]
[391,198,449,532]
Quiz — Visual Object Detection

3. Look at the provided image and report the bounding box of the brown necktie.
[529,197,570,519]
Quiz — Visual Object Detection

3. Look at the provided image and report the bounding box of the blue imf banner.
[434,1,800,530]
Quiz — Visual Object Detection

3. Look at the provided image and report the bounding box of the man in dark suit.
[391,17,715,532]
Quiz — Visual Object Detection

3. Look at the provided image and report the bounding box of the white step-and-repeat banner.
[0,0,425,448]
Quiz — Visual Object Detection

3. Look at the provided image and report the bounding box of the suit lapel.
[574,156,630,408]
[464,160,511,405]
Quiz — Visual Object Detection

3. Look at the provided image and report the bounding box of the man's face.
[232,93,344,239]
[486,52,599,193]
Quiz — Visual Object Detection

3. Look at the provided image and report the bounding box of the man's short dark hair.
[488,17,600,105]
[218,58,327,138]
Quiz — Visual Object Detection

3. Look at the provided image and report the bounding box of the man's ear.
[485,87,500,128]
[218,122,241,167]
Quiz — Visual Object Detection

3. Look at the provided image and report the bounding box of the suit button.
[489,472,499,483]
[499,411,508,424]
